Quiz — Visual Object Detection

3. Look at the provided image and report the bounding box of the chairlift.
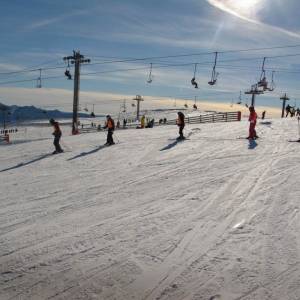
[267,71,275,92]
[193,96,198,109]
[36,69,42,88]
[64,60,72,80]
[257,57,269,91]
[191,64,199,88]
[131,101,136,107]
[208,52,219,85]
[84,104,88,112]
[121,99,127,113]
[90,104,95,117]
[147,63,153,83]
[237,91,242,104]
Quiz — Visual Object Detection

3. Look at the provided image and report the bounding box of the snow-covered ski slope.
[1,118,300,300]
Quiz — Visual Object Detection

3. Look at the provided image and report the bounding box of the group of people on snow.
[286,105,300,118]
[49,107,260,153]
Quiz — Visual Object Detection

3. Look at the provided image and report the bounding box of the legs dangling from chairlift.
[64,59,72,80]
[191,77,198,88]
[65,70,72,80]
[191,64,199,88]
[208,52,219,85]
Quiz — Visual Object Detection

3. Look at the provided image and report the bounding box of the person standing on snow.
[140,115,146,129]
[49,118,63,154]
[103,115,115,145]
[248,106,258,140]
[176,112,185,140]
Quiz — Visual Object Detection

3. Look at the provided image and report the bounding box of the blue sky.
[1,0,300,110]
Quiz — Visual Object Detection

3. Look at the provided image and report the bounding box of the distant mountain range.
[0,103,96,123]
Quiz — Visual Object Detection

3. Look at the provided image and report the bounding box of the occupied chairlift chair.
[208,52,219,85]
[64,60,72,80]
[191,64,199,89]
[193,96,198,110]
[90,104,95,117]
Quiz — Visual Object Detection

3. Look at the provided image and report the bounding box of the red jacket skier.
[248,106,258,140]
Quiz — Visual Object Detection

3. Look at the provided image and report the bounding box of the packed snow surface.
[1,118,300,300]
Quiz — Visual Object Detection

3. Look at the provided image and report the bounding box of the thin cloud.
[25,10,89,31]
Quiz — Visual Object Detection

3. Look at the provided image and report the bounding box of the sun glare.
[228,0,262,13]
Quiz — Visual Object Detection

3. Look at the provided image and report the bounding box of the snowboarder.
[103,115,115,145]
[176,112,185,140]
[247,106,258,140]
[49,118,63,154]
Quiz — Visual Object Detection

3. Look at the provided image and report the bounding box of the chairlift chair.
[257,57,269,91]
[191,64,199,88]
[64,60,72,80]
[208,52,219,85]
[267,71,275,91]
[36,69,42,88]
[237,91,242,104]
[147,63,153,83]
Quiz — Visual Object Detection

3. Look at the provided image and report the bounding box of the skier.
[103,115,115,145]
[176,111,185,140]
[247,106,258,140]
[286,104,291,117]
[141,115,145,128]
[49,118,63,154]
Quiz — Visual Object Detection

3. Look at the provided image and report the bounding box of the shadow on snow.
[0,153,52,173]
[68,145,107,161]
[248,139,258,150]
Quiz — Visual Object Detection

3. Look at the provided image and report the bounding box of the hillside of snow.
[1,118,300,300]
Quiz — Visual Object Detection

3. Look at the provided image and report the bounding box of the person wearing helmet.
[49,118,63,154]
[247,106,258,140]
[103,115,115,145]
[176,112,185,140]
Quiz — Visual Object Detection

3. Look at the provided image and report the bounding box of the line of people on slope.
[285,105,300,117]
[49,109,259,154]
